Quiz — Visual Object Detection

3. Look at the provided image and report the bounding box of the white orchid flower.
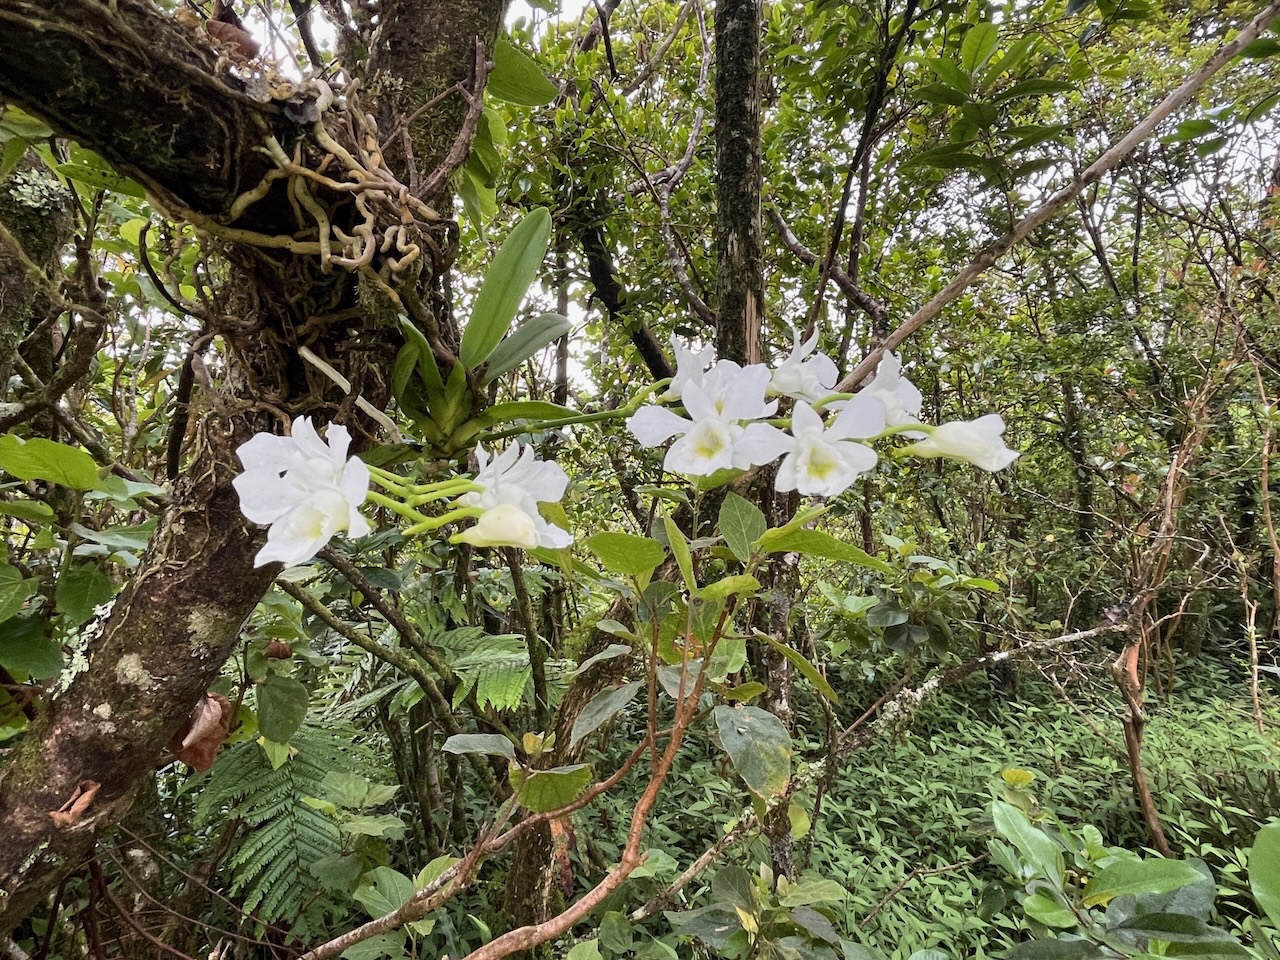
[454,503,541,549]
[901,414,1019,471]
[233,417,371,568]
[664,337,716,401]
[629,362,788,477]
[775,396,884,497]
[860,352,924,428]
[770,330,839,403]
[455,443,572,549]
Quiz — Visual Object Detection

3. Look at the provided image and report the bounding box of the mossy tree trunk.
[0,0,502,935]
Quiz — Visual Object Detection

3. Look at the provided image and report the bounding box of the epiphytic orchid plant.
[231,327,1017,568]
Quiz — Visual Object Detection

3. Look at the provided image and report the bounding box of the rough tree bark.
[713,0,764,366]
[0,0,502,935]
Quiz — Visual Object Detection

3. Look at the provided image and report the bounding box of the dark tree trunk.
[713,0,764,365]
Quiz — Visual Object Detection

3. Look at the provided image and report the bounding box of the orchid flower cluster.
[626,333,1019,493]
[233,417,571,568]
[232,336,1016,568]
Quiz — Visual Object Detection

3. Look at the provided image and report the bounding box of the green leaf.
[585,532,666,579]
[991,801,1064,886]
[442,733,516,760]
[0,435,101,489]
[0,614,61,679]
[600,912,634,954]
[477,399,578,426]
[256,675,310,744]
[310,852,365,893]
[0,499,55,524]
[56,563,116,626]
[714,705,791,798]
[1084,858,1203,907]
[1110,913,1237,944]
[778,879,847,907]
[483,313,572,383]
[516,763,592,812]
[1250,823,1280,927]
[353,866,414,918]
[54,161,146,198]
[341,814,407,839]
[488,37,559,106]
[754,630,840,705]
[1024,892,1078,928]
[567,643,631,679]
[0,564,38,623]
[1006,942,1102,960]
[570,681,643,747]
[566,940,602,960]
[719,493,766,563]
[340,932,407,960]
[459,208,552,368]
[698,575,761,602]
[663,514,696,590]
[866,602,908,629]
[961,23,1000,73]
[758,527,893,574]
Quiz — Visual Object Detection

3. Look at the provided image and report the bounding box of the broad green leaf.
[0,564,38,623]
[341,814,407,839]
[442,733,515,760]
[698,575,760,602]
[415,855,460,890]
[255,675,310,743]
[585,532,665,579]
[310,852,364,893]
[719,493,766,563]
[0,435,101,489]
[570,681,643,747]
[1110,913,1238,944]
[1084,858,1203,907]
[1006,942,1102,960]
[758,527,893,574]
[600,912,634,954]
[322,771,371,808]
[1250,823,1280,927]
[991,801,1064,886]
[1024,892,1077,928]
[56,563,116,626]
[778,879,847,907]
[516,763,592,812]
[0,499,54,524]
[353,866,414,918]
[714,705,791,798]
[866,602,908,628]
[339,932,407,960]
[961,23,1000,74]
[713,866,757,913]
[755,630,840,705]
[0,614,61,679]
[566,940,602,960]
[483,313,572,383]
[459,208,552,368]
[54,161,146,198]
[488,38,559,106]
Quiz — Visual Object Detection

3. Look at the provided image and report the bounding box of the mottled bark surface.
[713,0,763,365]
[0,0,504,934]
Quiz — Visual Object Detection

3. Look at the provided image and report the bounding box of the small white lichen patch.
[115,654,153,690]
[186,605,229,660]
[92,703,112,720]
